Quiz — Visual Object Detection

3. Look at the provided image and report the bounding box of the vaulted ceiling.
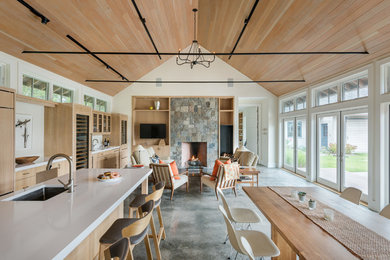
[1,0,390,96]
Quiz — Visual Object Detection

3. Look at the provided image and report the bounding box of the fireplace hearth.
[181,142,207,167]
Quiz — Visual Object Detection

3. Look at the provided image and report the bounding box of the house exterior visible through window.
[282,100,294,113]
[53,85,73,103]
[84,95,95,109]
[22,75,49,100]
[342,76,368,101]
[316,86,338,106]
[295,95,306,110]
[96,99,107,112]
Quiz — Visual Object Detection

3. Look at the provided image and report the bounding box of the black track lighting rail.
[22,50,369,56]
[131,0,161,59]
[228,0,260,59]
[17,0,50,24]
[85,79,306,84]
[66,35,128,81]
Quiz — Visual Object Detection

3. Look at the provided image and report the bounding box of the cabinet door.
[98,114,103,133]
[108,115,111,133]
[0,108,14,195]
[103,115,107,133]
[93,113,98,132]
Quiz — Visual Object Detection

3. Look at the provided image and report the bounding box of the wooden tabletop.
[244,187,360,260]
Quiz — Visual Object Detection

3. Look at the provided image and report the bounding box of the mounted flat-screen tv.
[140,124,166,139]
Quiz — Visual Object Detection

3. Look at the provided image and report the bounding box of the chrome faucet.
[46,153,74,193]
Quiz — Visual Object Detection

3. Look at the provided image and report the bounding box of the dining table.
[243,186,390,260]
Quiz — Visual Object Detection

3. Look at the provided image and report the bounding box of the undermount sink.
[10,187,67,201]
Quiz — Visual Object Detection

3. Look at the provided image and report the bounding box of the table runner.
[269,186,390,260]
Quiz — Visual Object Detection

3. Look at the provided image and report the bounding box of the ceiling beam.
[85,79,306,83]
[228,0,260,59]
[22,50,369,55]
[131,0,161,59]
[66,35,128,81]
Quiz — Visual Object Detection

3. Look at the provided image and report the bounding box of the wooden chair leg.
[143,235,153,260]
[170,189,174,200]
[186,181,189,192]
[129,207,136,218]
[200,181,203,192]
[215,188,219,200]
[157,205,166,240]
[149,214,162,260]
[99,243,109,260]
[233,187,237,197]
[126,243,134,260]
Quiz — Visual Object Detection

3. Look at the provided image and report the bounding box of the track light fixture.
[17,0,50,24]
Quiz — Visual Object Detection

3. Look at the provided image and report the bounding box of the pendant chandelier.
[176,8,215,69]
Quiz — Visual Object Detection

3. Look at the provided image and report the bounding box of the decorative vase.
[154,101,160,110]
[308,199,316,210]
[298,192,306,202]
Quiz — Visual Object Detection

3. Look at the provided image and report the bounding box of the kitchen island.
[0,167,151,259]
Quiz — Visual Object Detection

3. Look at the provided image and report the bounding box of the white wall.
[0,51,113,159]
[112,47,278,167]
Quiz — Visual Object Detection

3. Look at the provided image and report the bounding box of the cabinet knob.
[22,172,31,176]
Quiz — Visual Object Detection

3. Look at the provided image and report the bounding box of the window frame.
[22,74,49,100]
[52,85,74,103]
[84,94,95,109]
[96,98,107,112]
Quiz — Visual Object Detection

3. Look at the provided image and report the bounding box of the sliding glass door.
[317,110,368,198]
[283,117,307,176]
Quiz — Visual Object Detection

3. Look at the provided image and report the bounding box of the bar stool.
[129,182,166,260]
[99,200,155,260]
[103,237,129,260]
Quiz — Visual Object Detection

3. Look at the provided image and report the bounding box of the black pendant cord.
[85,79,305,84]
[66,35,128,81]
[17,0,50,24]
[22,50,369,55]
[228,0,260,60]
[131,0,161,59]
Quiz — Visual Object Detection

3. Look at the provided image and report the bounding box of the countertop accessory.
[47,153,74,193]
[308,199,316,210]
[298,191,306,202]
[15,156,39,165]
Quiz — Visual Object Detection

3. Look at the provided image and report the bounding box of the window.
[53,85,73,103]
[342,76,368,101]
[383,63,390,94]
[316,86,338,106]
[0,63,7,86]
[22,75,49,100]
[283,100,294,113]
[96,99,107,112]
[84,95,95,109]
[296,96,306,110]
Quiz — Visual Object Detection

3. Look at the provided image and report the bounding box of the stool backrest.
[146,181,165,203]
[122,200,154,239]
[340,187,362,205]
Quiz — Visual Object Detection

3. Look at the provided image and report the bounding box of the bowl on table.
[15,156,39,165]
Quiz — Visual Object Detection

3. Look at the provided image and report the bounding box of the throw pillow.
[239,152,256,166]
[211,159,231,181]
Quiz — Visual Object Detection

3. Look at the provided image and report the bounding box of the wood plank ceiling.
[1,0,390,96]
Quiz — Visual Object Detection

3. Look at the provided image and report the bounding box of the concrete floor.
[125,167,314,259]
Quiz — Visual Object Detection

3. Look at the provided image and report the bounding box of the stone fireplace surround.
[170,98,219,167]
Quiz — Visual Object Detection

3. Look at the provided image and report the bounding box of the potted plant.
[298,191,306,202]
[308,199,316,210]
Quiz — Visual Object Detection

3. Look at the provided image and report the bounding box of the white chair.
[240,237,255,260]
[218,205,280,260]
[380,204,390,219]
[340,187,362,205]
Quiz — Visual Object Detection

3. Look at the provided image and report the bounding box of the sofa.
[131,145,172,166]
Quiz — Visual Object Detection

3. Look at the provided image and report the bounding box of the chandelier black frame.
[175,9,216,69]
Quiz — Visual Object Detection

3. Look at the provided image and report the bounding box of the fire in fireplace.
[181,142,207,167]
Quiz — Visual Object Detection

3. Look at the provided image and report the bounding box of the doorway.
[316,110,368,198]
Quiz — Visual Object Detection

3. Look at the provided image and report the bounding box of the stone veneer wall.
[170,98,219,167]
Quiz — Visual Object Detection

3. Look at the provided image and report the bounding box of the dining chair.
[218,205,280,260]
[99,200,155,260]
[340,187,362,205]
[240,237,255,260]
[217,188,262,244]
[103,237,129,260]
[380,204,390,219]
[129,182,166,260]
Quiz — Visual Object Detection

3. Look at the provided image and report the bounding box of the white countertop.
[91,146,120,155]
[0,168,152,260]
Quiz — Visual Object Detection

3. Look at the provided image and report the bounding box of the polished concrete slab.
[126,167,314,259]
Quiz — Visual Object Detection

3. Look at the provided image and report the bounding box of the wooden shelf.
[16,94,56,107]
[220,109,234,112]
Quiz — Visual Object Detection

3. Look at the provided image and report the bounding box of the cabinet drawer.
[15,176,36,191]
[15,169,36,181]
[0,90,14,109]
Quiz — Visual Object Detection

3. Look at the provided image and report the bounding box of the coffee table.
[239,167,260,187]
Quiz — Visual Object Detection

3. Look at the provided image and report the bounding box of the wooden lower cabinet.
[14,160,70,191]
[92,149,120,168]
[119,146,129,168]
